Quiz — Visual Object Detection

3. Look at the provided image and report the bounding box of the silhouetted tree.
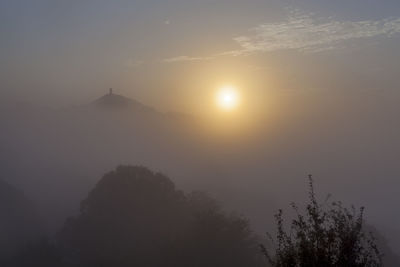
[172,191,264,267]
[261,175,382,267]
[58,166,263,267]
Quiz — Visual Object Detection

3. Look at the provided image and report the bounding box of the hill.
[0,180,41,261]
[91,88,154,112]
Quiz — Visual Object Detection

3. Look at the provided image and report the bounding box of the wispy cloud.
[163,11,400,63]
[232,12,400,54]
[163,55,213,63]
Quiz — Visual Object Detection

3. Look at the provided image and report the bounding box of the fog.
[1,88,400,256]
[2,1,400,266]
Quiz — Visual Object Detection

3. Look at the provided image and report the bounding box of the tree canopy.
[58,166,264,267]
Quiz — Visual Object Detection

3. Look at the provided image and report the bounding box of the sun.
[216,86,240,111]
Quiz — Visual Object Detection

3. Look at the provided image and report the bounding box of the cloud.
[163,55,213,63]
[232,12,400,54]
[163,11,400,63]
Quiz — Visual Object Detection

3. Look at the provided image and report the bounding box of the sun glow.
[216,86,240,111]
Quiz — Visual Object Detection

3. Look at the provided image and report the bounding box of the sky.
[1,0,400,115]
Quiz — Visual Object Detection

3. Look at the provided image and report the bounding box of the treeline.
[3,166,264,267]
[1,166,399,266]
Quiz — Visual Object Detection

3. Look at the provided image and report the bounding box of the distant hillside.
[91,89,154,112]
[0,180,41,260]
[0,89,209,235]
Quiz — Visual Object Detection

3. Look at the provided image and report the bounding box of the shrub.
[261,175,382,267]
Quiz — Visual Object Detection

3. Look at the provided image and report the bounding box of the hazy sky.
[1,0,400,115]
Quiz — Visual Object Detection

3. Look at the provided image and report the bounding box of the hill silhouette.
[0,180,41,262]
[91,89,154,112]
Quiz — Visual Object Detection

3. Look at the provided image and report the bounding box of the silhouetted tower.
[109,88,113,95]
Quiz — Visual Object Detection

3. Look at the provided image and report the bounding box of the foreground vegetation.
[262,175,382,266]
[2,167,397,266]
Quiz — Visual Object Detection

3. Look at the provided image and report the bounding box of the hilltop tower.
[91,88,150,112]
